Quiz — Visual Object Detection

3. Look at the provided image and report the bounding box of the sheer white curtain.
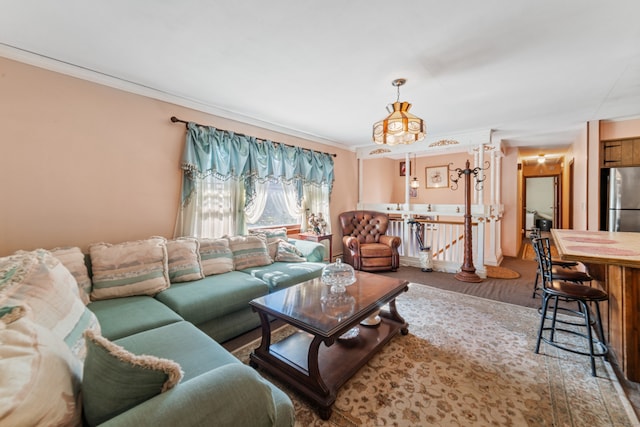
[175,175,245,238]
[301,183,331,233]
[244,181,269,224]
[281,181,304,224]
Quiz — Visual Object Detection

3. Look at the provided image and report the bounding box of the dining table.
[551,228,640,382]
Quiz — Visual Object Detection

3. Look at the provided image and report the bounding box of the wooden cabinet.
[601,138,640,167]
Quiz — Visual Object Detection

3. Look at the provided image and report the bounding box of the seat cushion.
[360,243,392,258]
[155,272,269,325]
[88,296,183,341]
[114,321,240,382]
[241,261,325,291]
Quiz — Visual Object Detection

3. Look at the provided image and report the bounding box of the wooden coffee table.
[249,271,409,419]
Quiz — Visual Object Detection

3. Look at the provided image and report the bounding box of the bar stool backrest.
[532,237,553,289]
[529,227,541,240]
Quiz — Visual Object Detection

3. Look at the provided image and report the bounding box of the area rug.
[484,265,520,279]
[233,284,639,426]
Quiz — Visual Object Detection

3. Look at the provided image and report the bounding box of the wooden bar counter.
[552,229,640,382]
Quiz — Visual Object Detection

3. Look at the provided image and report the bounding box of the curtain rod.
[170,116,337,157]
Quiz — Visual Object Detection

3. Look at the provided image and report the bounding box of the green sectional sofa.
[0,231,325,427]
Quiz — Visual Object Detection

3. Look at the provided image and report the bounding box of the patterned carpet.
[233,283,639,426]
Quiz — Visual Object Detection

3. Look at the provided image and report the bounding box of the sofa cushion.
[83,329,183,427]
[250,227,288,260]
[242,261,325,291]
[227,235,272,269]
[0,249,100,361]
[88,296,183,341]
[0,305,83,427]
[166,238,204,283]
[155,271,269,325]
[275,239,306,262]
[198,237,234,275]
[89,237,170,301]
[114,321,240,382]
[49,246,92,305]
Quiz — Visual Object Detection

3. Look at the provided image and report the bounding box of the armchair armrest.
[343,236,360,253]
[99,364,293,427]
[379,235,401,249]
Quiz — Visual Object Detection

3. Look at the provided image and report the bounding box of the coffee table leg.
[382,298,409,335]
[249,311,271,369]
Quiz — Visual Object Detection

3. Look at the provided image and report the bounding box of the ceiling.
[1,0,639,154]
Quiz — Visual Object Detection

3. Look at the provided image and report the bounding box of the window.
[247,181,300,228]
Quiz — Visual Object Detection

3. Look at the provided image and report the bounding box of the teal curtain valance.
[181,123,334,206]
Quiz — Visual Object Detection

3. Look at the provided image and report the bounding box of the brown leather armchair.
[338,210,401,272]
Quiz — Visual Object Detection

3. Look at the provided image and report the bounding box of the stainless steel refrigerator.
[606,167,640,232]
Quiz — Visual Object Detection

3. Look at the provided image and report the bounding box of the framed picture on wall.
[409,187,418,198]
[400,161,411,177]
[426,165,449,189]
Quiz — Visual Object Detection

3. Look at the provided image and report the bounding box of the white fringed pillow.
[0,305,83,426]
[0,249,101,362]
[166,238,204,283]
[249,228,288,260]
[49,246,92,305]
[198,238,234,276]
[89,237,170,301]
[227,235,272,270]
[275,239,306,262]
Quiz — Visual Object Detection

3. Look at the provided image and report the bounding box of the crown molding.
[0,44,354,153]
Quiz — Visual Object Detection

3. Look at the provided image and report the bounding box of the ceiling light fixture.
[373,78,426,145]
[537,154,546,164]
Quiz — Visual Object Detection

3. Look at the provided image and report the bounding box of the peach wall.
[600,118,640,140]
[0,56,356,256]
[566,125,589,230]
[360,157,395,203]
[409,153,476,205]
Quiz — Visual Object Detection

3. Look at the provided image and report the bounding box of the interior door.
[525,176,559,230]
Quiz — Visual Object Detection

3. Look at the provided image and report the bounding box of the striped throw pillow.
[227,235,272,270]
[166,238,204,283]
[249,228,288,260]
[0,249,101,362]
[49,246,92,305]
[198,238,234,276]
[275,239,306,262]
[89,237,170,301]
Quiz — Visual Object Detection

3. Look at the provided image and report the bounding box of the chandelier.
[373,78,426,145]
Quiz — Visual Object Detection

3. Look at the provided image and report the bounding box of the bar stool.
[533,237,608,376]
[529,229,583,298]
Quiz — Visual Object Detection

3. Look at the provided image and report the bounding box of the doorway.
[523,175,561,232]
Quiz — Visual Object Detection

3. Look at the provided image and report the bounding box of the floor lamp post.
[450,159,489,283]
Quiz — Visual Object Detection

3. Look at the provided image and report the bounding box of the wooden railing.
[389,217,485,276]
